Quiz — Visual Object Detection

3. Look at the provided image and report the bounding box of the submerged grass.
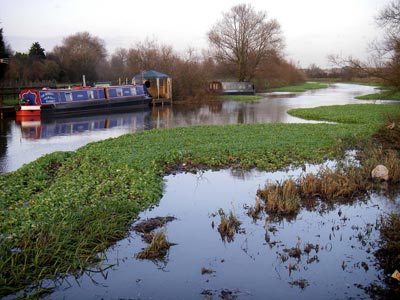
[0,103,398,295]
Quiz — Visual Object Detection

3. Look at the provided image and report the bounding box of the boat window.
[130,87,137,95]
[117,88,123,97]
[88,90,94,99]
[66,92,72,101]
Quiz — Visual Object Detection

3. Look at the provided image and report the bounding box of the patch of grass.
[271,82,328,92]
[356,90,400,101]
[0,104,397,296]
[219,95,264,102]
[288,104,400,125]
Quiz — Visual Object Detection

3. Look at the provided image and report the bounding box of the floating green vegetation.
[288,104,400,125]
[271,82,328,92]
[356,90,400,101]
[219,95,264,102]
[0,104,397,296]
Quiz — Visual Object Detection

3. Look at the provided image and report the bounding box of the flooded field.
[43,167,399,300]
[0,83,379,173]
[2,83,399,299]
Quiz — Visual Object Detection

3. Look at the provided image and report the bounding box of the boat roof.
[133,70,169,79]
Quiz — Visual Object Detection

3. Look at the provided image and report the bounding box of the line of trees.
[0,4,306,99]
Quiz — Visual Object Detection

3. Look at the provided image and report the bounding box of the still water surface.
[0,83,378,173]
[46,168,399,300]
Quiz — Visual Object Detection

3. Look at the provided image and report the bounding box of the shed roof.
[133,70,169,80]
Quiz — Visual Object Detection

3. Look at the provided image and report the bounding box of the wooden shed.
[133,70,172,105]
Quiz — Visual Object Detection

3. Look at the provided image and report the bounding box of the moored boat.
[16,84,152,117]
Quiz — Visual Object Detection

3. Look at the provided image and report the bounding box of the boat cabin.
[208,81,255,95]
[133,70,172,105]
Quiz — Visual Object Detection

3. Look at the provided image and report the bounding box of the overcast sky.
[0,0,393,68]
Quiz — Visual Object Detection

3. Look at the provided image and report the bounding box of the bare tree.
[330,0,400,87]
[207,4,283,82]
[52,32,107,82]
[376,0,400,30]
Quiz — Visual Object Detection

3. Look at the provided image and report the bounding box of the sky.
[0,0,393,68]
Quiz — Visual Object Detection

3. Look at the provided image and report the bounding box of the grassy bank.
[356,89,400,101]
[0,104,398,296]
[288,104,400,124]
[271,82,328,92]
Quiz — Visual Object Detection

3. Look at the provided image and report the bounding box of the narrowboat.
[208,81,255,95]
[16,84,152,117]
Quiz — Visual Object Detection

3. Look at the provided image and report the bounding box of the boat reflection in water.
[16,108,152,140]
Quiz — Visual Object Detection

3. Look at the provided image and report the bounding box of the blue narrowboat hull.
[17,85,152,116]
[40,96,152,115]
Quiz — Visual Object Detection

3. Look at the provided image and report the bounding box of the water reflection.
[44,168,399,300]
[0,83,380,172]
[18,110,152,140]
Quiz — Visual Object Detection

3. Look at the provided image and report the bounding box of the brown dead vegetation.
[217,209,242,243]
[253,117,400,219]
[136,231,173,260]
[133,216,176,260]
[133,216,176,234]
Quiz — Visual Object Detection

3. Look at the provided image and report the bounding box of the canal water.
[0,83,378,173]
[2,83,399,299]
[43,167,399,300]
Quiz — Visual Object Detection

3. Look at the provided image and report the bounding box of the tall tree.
[52,32,107,82]
[0,28,9,81]
[29,42,46,60]
[207,4,283,81]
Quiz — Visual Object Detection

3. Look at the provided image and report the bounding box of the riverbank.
[356,89,400,101]
[1,103,400,297]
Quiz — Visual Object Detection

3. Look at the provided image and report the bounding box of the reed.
[217,209,242,242]
[257,179,300,216]
[136,231,173,260]
[298,173,320,197]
